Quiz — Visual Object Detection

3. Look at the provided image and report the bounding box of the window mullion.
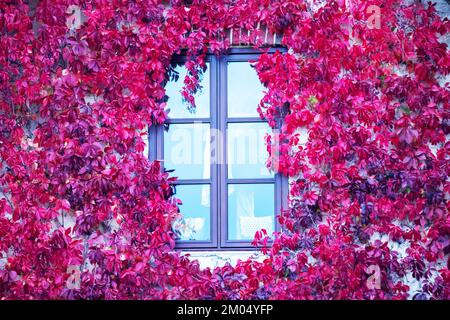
[211,55,220,248]
[218,55,227,249]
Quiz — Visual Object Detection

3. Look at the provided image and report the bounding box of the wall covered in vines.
[0,0,449,299]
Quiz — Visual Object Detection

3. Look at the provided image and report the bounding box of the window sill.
[181,250,267,269]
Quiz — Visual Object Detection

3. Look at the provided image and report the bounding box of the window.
[149,49,287,249]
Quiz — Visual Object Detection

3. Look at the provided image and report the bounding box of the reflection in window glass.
[227,62,265,118]
[164,123,210,179]
[227,122,272,179]
[165,63,210,119]
[227,184,274,240]
[173,184,211,241]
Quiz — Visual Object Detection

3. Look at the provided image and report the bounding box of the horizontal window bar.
[224,54,266,62]
[171,55,214,63]
[166,118,211,124]
[226,178,275,184]
[226,117,266,123]
[171,179,211,185]
[175,242,217,249]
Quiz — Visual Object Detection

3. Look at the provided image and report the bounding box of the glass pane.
[164,123,210,179]
[173,184,211,241]
[227,122,272,179]
[165,63,210,119]
[227,62,264,118]
[228,184,275,241]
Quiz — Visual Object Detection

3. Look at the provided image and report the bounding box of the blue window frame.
[149,48,288,250]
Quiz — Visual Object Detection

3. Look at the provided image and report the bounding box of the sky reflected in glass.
[227,122,272,179]
[164,123,211,179]
[165,63,210,119]
[227,62,265,118]
[228,183,275,240]
[173,184,211,241]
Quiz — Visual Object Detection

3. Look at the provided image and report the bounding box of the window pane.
[165,63,210,119]
[227,62,264,118]
[173,184,211,241]
[164,123,210,179]
[227,184,275,241]
[227,122,272,179]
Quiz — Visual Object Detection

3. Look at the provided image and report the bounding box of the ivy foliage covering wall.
[0,0,449,299]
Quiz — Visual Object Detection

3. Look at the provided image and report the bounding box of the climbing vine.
[0,0,448,299]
